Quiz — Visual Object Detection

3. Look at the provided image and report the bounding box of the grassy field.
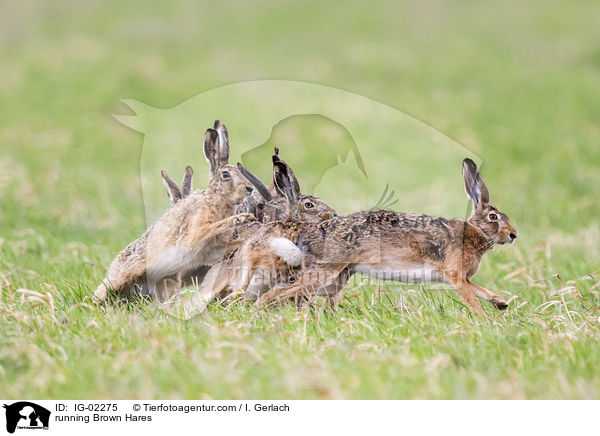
[1,0,600,399]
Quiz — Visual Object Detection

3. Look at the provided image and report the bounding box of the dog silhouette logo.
[3,402,50,433]
[115,80,477,224]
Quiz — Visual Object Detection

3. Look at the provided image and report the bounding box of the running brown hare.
[258,158,518,315]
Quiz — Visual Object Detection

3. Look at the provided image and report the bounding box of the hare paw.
[234,213,256,226]
[491,296,509,310]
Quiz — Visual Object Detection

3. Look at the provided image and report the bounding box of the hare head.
[237,148,337,223]
[272,150,337,223]
[204,120,254,203]
[463,158,517,245]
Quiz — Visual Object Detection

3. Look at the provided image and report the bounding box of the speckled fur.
[258,159,518,315]
[185,149,337,311]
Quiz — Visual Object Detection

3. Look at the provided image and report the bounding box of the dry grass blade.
[66,302,96,313]
[0,306,31,328]
[535,300,562,314]
[16,288,58,323]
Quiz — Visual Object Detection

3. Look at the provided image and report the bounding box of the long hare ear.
[237,162,272,201]
[181,165,193,196]
[273,148,300,194]
[462,158,490,210]
[203,128,220,174]
[213,120,229,165]
[161,170,182,205]
[272,148,301,203]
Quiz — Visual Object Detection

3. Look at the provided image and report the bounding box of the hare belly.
[147,246,196,280]
[354,262,445,283]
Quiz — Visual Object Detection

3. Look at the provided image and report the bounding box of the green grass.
[1,0,600,399]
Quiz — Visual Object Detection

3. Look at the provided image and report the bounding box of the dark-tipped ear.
[237,162,272,201]
[214,120,229,165]
[273,164,300,205]
[462,158,489,209]
[272,150,300,201]
[273,161,294,202]
[161,170,182,205]
[203,128,219,173]
[181,165,193,197]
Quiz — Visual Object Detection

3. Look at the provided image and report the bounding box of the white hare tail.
[267,237,303,267]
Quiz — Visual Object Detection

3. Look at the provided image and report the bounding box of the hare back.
[297,210,468,266]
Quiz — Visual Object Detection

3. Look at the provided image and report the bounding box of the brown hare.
[182,149,338,313]
[155,165,208,299]
[94,120,255,302]
[257,158,517,315]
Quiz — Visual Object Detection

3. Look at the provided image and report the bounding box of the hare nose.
[245,186,254,194]
[509,232,517,241]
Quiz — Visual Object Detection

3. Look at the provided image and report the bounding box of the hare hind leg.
[324,267,352,309]
[176,262,231,317]
[257,264,348,308]
[95,248,148,300]
[243,269,273,301]
[155,273,183,302]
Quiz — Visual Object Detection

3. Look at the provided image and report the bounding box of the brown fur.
[257,159,517,315]
[181,149,337,313]
[94,121,254,302]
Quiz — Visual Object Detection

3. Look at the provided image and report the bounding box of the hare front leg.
[186,213,254,247]
[147,214,252,285]
[468,281,508,310]
[445,275,485,315]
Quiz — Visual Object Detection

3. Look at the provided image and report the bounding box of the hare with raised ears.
[155,165,208,298]
[94,120,255,302]
[183,149,338,312]
[258,158,517,315]
[161,165,194,206]
[155,156,276,310]
[235,147,311,224]
[227,149,338,301]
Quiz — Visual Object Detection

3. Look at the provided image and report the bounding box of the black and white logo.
[3,402,50,434]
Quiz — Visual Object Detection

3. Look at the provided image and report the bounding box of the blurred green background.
[1,0,599,399]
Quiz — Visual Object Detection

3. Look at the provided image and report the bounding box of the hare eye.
[488,212,498,221]
[221,170,231,180]
[304,201,314,209]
